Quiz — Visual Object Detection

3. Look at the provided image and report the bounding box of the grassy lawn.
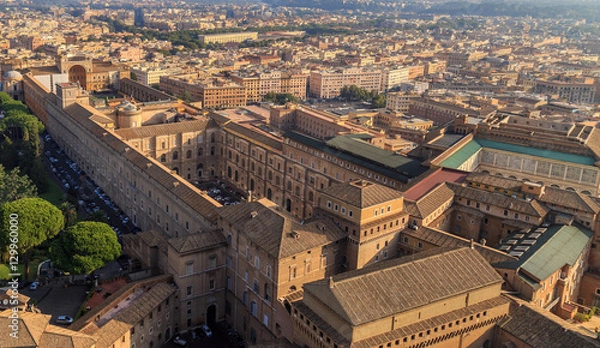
[40,179,64,206]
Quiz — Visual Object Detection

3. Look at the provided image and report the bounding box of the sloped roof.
[400,226,515,265]
[496,225,593,282]
[218,199,346,259]
[39,326,96,348]
[114,119,215,140]
[285,131,427,183]
[447,182,549,217]
[321,180,404,208]
[168,229,227,254]
[303,247,503,326]
[0,310,51,347]
[498,299,600,348]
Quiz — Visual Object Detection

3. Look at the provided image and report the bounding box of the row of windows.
[325,201,354,217]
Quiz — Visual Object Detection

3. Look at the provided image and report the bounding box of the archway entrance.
[68,65,87,88]
[285,198,291,212]
[206,304,217,327]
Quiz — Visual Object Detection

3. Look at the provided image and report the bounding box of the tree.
[130,72,138,81]
[49,222,121,275]
[263,92,298,105]
[0,198,64,279]
[371,93,386,109]
[0,165,38,206]
[87,210,108,224]
[58,201,78,227]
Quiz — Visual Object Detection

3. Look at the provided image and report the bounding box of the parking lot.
[163,322,244,348]
[42,133,137,242]
[196,180,243,206]
[19,283,89,325]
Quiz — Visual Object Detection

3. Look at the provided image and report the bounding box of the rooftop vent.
[291,230,300,239]
[250,211,258,218]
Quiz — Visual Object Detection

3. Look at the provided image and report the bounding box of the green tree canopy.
[340,85,376,102]
[49,222,121,275]
[263,92,298,105]
[371,93,387,109]
[0,198,64,279]
[0,165,37,206]
[58,201,78,228]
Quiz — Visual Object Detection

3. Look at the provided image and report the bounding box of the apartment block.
[309,68,382,99]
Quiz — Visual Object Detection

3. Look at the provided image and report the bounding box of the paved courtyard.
[20,283,89,325]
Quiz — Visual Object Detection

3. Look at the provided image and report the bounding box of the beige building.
[199,32,259,44]
[287,247,510,348]
[0,276,178,348]
[309,68,383,99]
[160,75,247,109]
[230,70,308,102]
[533,78,596,104]
[130,66,182,86]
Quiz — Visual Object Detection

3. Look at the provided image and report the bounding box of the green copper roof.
[284,132,427,183]
[439,140,481,169]
[520,225,592,282]
[439,138,597,169]
[476,139,596,166]
[496,225,592,283]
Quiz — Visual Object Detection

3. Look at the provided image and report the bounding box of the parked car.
[29,282,39,290]
[200,324,213,337]
[56,315,73,325]
[173,336,187,346]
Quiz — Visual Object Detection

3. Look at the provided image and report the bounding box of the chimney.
[248,190,253,202]
[470,238,475,249]
[329,277,334,289]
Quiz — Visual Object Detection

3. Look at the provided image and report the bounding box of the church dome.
[2,70,23,81]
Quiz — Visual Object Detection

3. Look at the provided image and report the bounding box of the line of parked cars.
[43,133,138,243]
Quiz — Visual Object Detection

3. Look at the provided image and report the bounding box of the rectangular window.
[209,279,215,290]
[185,262,193,275]
[186,286,192,296]
[263,314,269,327]
[209,255,217,269]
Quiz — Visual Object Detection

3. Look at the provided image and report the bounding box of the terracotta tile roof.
[403,168,468,201]
[0,310,51,347]
[168,229,227,253]
[447,182,550,217]
[540,187,600,214]
[405,183,454,218]
[400,226,515,264]
[303,247,503,326]
[39,325,96,348]
[114,119,215,140]
[218,199,346,258]
[321,180,404,208]
[92,282,176,348]
[498,297,600,347]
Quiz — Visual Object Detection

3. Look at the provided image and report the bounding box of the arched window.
[210,147,215,156]
[268,171,273,180]
[308,191,314,202]
[186,150,192,159]
[210,133,216,143]
[173,151,178,160]
[287,181,292,191]
[160,154,166,162]
[197,147,204,156]
[295,186,300,196]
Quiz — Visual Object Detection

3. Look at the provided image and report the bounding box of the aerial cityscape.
[1,0,600,347]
